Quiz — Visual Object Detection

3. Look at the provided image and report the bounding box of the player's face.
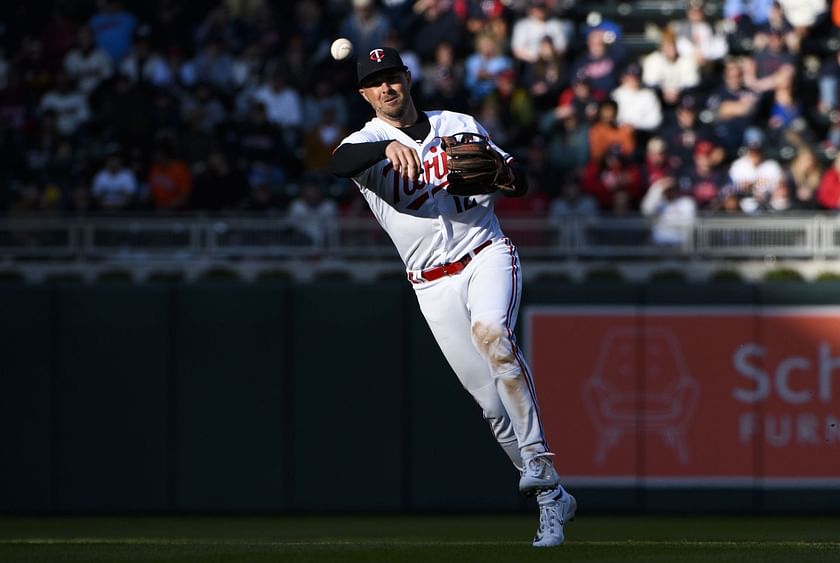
[359,70,413,121]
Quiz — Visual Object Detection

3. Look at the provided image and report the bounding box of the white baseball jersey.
[339,110,511,272]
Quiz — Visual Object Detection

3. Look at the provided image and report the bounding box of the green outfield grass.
[1,515,838,562]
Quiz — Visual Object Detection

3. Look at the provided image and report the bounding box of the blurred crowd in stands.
[2,0,840,226]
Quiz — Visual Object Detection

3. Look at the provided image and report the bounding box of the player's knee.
[471,320,518,376]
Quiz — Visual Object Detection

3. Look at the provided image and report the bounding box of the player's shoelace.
[538,502,560,537]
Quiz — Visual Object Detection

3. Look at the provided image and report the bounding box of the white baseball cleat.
[532,488,577,547]
[519,452,560,495]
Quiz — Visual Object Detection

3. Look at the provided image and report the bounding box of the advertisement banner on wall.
[526,307,840,487]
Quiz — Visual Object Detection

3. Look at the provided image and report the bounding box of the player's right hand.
[385,140,422,179]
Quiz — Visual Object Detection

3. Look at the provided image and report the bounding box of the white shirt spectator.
[641,177,697,246]
[511,11,573,63]
[39,89,90,136]
[642,50,700,94]
[64,46,113,95]
[673,20,729,62]
[92,167,138,208]
[729,152,784,196]
[776,0,826,28]
[252,83,303,129]
[612,79,663,131]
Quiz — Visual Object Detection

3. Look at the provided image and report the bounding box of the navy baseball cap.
[357,47,408,86]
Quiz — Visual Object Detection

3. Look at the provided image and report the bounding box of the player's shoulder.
[428,110,483,136]
[339,118,391,146]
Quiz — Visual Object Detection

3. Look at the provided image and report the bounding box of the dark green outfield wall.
[2,281,839,514]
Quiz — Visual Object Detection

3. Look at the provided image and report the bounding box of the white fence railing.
[2,214,840,262]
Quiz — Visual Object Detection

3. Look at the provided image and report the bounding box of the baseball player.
[328,47,576,547]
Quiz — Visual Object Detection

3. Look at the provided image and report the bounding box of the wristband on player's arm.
[328,140,393,178]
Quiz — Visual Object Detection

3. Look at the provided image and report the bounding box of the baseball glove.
[441,133,514,196]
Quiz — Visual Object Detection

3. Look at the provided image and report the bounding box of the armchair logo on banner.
[526,307,840,487]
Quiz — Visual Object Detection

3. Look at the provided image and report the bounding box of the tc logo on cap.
[369,48,385,62]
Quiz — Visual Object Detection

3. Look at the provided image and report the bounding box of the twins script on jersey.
[340,110,512,272]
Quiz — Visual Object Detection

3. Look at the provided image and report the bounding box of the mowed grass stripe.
[2,538,839,547]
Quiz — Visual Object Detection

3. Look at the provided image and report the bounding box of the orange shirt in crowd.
[148,160,193,209]
[588,122,635,163]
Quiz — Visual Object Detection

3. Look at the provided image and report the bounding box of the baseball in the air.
[330,38,354,61]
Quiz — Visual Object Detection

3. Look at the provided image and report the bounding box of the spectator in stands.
[641,176,697,245]
[759,1,798,52]
[642,136,674,187]
[407,0,465,62]
[303,106,347,181]
[453,0,506,36]
[63,25,113,96]
[340,0,392,61]
[190,148,249,211]
[118,27,169,87]
[707,57,761,157]
[552,73,601,124]
[672,0,729,68]
[464,32,513,104]
[521,36,566,112]
[726,133,784,213]
[147,141,192,211]
[422,64,470,114]
[611,62,662,133]
[91,71,156,149]
[742,29,795,95]
[231,41,264,94]
[817,153,840,210]
[181,83,227,134]
[91,149,138,210]
[510,0,573,65]
[787,145,822,208]
[659,94,717,172]
[481,68,535,150]
[89,0,137,65]
[767,71,801,132]
[540,107,589,177]
[776,0,827,41]
[677,140,727,211]
[588,99,635,164]
[642,29,700,107]
[230,101,290,184]
[251,69,303,145]
[191,37,236,96]
[724,0,775,37]
[421,41,468,111]
[288,180,338,247]
[39,71,90,138]
[569,29,622,99]
[303,78,349,133]
[549,179,599,219]
[581,144,644,210]
[818,49,840,120]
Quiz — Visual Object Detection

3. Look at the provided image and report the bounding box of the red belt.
[407,240,492,284]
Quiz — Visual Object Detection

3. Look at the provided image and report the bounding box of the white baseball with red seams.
[338,109,549,464]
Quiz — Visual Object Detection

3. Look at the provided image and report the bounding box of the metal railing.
[2,214,840,262]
